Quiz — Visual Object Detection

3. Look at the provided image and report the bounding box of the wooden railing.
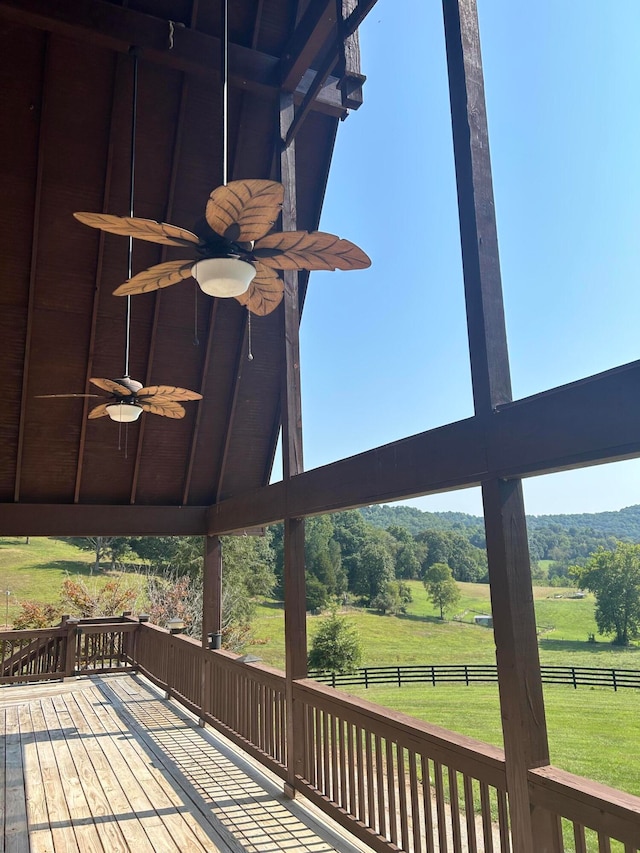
[294,677,510,853]
[2,619,639,852]
[0,625,69,683]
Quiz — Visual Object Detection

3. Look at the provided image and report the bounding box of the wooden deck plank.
[71,689,185,853]
[74,694,206,853]
[50,693,129,853]
[4,706,29,853]
[17,703,55,853]
[0,675,368,853]
[61,691,157,853]
[29,701,80,853]
[39,697,104,853]
[83,685,230,853]
[102,675,366,853]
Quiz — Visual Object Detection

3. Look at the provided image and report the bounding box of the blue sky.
[291,0,640,517]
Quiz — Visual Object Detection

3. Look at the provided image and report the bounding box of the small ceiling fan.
[73,178,370,315]
[37,377,202,423]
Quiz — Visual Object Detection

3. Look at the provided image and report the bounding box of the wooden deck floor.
[0,674,369,853]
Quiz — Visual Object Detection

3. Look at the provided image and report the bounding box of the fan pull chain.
[193,281,200,346]
[247,308,254,361]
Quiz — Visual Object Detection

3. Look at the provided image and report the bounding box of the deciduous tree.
[571,542,640,645]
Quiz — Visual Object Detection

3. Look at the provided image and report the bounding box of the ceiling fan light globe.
[192,258,256,298]
[106,402,143,423]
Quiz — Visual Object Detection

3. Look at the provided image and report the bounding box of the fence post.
[612,669,617,692]
[364,667,369,689]
[62,617,79,678]
[397,666,401,687]
[572,667,577,689]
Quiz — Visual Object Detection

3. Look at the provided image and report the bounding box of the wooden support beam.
[0,504,208,536]
[280,0,337,92]
[202,535,222,649]
[0,0,351,118]
[280,93,307,793]
[207,359,640,534]
[443,1,560,849]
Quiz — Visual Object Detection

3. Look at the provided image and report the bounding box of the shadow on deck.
[0,674,368,853]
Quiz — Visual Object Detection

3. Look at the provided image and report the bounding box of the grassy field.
[0,537,144,623]
[251,580,640,670]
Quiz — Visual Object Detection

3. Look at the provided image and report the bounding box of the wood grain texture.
[112,259,194,296]
[73,212,200,247]
[206,180,284,242]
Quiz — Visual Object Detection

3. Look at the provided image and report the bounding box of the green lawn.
[0,537,144,623]
[251,580,640,671]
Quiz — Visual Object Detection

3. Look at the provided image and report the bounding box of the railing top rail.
[78,622,139,635]
[529,765,640,846]
[294,677,507,786]
[0,626,66,640]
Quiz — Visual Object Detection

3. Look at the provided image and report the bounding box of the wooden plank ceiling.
[0,0,363,520]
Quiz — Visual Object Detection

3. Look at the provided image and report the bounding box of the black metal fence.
[309,663,640,691]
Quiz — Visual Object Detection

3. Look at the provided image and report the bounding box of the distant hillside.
[360,503,640,540]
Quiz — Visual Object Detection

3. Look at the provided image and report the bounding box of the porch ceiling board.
[1,0,373,521]
[0,0,352,117]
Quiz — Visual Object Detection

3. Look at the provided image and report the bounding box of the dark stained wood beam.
[443,1,560,849]
[131,64,190,504]
[202,535,222,648]
[207,360,640,534]
[0,0,351,118]
[279,0,337,92]
[0,505,208,536]
[14,35,49,502]
[74,54,120,503]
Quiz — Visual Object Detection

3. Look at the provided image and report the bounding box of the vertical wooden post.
[62,616,78,678]
[280,91,307,797]
[442,1,561,850]
[203,535,222,650]
[201,535,222,725]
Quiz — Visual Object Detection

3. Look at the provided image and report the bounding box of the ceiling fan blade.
[88,403,110,419]
[138,400,186,419]
[235,264,284,316]
[253,231,371,271]
[35,393,101,399]
[112,260,194,296]
[137,386,202,402]
[74,212,201,248]
[89,377,133,396]
[206,180,284,242]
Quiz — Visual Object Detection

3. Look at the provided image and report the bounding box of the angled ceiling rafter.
[129,63,193,505]
[181,299,219,505]
[14,34,50,503]
[74,53,122,503]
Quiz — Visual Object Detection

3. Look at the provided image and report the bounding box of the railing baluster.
[480,782,494,853]
[409,750,422,853]
[434,761,449,853]
[448,767,462,853]
[397,745,410,852]
[421,755,435,852]
[386,738,398,847]
[376,734,386,839]
[497,788,510,852]
[463,775,478,853]
[365,729,375,830]
[573,822,587,853]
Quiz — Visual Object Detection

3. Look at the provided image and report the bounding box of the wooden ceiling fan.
[37,377,202,423]
[73,178,371,316]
